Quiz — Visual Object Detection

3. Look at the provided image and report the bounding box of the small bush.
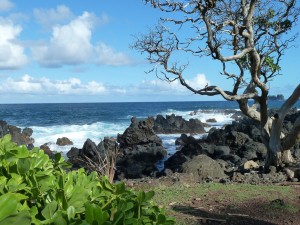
[0,135,175,225]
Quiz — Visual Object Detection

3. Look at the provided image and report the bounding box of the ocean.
[0,101,299,155]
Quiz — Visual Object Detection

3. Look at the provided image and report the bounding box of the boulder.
[206,128,227,145]
[40,144,54,157]
[238,141,267,160]
[66,137,119,173]
[117,144,166,178]
[206,118,217,123]
[225,131,251,148]
[181,154,227,182]
[243,160,259,170]
[164,151,190,172]
[67,147,80,160]
[213,145,231,157]
[56,137,73,146]
[153,114,205,134]
[0,121,34,147]
[118,117,161,147]
[97,137,118,155]
[81,138,99,159]
[116,117,167,179]
[220,154,242,165]
[22,127,33,137]
[294,169,300,180]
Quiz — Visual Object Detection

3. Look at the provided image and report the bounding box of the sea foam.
[31,122,129,154]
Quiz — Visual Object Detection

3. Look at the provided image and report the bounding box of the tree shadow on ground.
[172,205,277,225]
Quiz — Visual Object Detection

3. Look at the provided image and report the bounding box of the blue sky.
[0,0,299,103]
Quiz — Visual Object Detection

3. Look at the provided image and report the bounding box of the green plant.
[0,135,175,224]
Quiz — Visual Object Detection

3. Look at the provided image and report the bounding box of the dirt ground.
[126,176,300,225]
[170,186,300,225]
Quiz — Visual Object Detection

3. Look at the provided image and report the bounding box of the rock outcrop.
[0,120,34,148]
[56,137,73,146]
[164,109,300,184]
[153,114,206,134]
[67,137,118,172]
[181,154,227,182]
[116,117,167,179]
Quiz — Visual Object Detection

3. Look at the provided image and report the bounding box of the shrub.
[0,135,175,225]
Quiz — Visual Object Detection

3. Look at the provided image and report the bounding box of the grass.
[150,183,294,206]
[135,182,299,224]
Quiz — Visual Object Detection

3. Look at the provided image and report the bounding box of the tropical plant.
[0,135,175,225]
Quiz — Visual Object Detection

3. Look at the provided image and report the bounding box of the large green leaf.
[0,210,31,225]
[41,200,58,220]
[0,193,19,221]
[85,203,109,225]
[15,146,29,158]
[17,158,31,174]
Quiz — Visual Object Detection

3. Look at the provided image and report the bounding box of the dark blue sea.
[0,101,299,154]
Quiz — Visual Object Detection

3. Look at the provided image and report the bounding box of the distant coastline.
[268,94,285,101]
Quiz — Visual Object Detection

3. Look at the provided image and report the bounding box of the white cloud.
[31,8,130,68]
[0,18,27,69]
[8,13,30,24]
[187,74,210,89]
[0,0,14,12]
[0,74,107,95]
[33,5,74,28]
[0,73,210,101]
[31,12,94,67]
[137,74,210,95]
[95,43,132,66]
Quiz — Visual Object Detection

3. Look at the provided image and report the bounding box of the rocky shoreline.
[1,109,300,184]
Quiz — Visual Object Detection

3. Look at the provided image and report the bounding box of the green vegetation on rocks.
[0,135,175,225]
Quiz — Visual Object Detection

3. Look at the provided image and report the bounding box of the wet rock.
[175,134,189,146]
[56,137,73,146]
[81,138,99,159]
[153,114,205,134]
[118,117,161,147]
[67,147,80,160]
[40,144,54,157]
[22,127,33,137]
[116,143,166,179]
[116,117,167,179]
[206,118,217,123]
[0,121,34,147]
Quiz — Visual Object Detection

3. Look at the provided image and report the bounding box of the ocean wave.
[158,108,237,125]
[31,122,129,153]
[31,108,236,155]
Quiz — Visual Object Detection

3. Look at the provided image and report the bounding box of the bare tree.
[133,0,300,168]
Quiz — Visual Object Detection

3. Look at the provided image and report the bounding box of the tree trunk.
[265,147,295,170]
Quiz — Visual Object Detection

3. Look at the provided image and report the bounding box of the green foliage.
[263,56,281,73]
[0,135,175,225]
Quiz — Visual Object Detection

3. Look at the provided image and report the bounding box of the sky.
[0,0,299,104]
